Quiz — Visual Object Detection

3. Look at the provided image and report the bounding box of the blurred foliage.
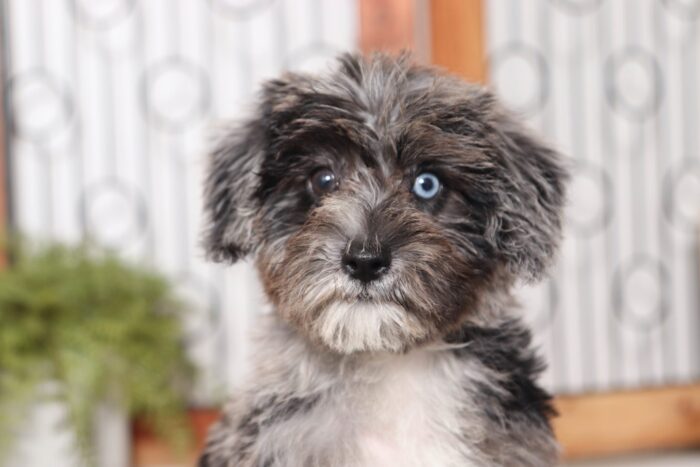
[0,240,195,465]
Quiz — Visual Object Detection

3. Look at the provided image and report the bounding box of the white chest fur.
[247,321,489,466]
[208,318,556,466]
[337,350,483,467]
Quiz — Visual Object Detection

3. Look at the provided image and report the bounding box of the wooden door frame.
[429,0,486,83]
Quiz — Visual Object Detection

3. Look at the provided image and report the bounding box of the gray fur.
[200,53,567,466]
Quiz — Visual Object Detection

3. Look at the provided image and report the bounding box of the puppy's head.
[203,54,567,354]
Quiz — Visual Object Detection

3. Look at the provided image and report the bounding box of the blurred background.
[0,0,699,466]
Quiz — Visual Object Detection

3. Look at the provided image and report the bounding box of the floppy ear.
[491,109,568,282]
[202,73,311,262]
[202,119,266,263]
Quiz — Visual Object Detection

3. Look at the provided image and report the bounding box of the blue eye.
[412,172,441,200]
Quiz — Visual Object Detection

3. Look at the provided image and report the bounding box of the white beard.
[312,301,428,353]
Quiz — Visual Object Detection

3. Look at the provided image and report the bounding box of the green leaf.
[0,239,196,465]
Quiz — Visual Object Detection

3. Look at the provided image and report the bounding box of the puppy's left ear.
[491,109,568,282]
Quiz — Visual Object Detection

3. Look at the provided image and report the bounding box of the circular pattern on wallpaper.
[515,280,558,331]
[71,0,135,30]
[613,255,670,332]
[663,157,700,234]
[79,179,148,248]
[177,273,222,345]
[490,43,549,116]
[7,70,74,142]
[661,0,700,20]
[566,160,614,237]
[142,57,211,132]
[605,46,663,122]
[655,0,700,47]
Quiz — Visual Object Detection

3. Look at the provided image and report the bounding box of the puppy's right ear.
[203,119,265,263]
[203,73,310,263]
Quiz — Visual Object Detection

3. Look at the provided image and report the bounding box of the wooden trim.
[554,384,700,460]
[429,0,487,83]
[359,0,416,55]
[132,384,700,465]
[131,409,219,466]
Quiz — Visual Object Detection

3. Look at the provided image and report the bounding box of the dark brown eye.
[308,168,337,198]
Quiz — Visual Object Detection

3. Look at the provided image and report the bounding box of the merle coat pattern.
[199,53,567,467]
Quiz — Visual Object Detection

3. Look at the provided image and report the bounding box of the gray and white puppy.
[199,53,567,467]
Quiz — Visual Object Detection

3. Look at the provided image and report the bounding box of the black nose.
[342,240,392,283]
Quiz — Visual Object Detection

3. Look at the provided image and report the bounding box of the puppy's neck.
[230,309,556,466]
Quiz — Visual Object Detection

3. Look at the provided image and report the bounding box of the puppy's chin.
[309,301,429,354]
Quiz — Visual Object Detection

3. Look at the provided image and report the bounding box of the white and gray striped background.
[2,0,699,402]
[487,0,700,393]
[2,0,358,405]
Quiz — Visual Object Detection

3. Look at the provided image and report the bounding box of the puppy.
[199,53,567,467]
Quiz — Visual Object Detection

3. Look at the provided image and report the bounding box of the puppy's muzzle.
[341,239,392,283]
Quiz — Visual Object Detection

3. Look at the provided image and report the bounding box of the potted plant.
[0,241,194,467]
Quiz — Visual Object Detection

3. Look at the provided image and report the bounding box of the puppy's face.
[204,55,566,354]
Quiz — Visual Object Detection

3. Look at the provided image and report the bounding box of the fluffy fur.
[199,53,567,466]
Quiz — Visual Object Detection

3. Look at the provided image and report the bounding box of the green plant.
[0,240,195,465]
